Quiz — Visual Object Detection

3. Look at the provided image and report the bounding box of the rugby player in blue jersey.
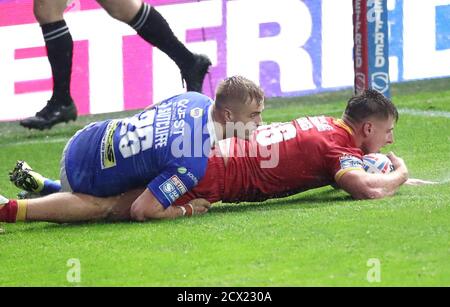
[1,76,264,223]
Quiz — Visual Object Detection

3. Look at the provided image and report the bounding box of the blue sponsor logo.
[159,175,188,203]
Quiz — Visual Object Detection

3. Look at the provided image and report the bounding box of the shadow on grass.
[212,188,353,215]
[12,212,190,234]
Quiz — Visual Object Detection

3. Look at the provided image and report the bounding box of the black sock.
[129,3,195,71]
[41,20,73,106]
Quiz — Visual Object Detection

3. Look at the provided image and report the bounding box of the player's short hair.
[344,89,398,123]
[215,76,264,110]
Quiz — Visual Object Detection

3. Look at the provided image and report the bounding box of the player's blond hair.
[215,76,264,110]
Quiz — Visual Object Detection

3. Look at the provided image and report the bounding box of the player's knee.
[33,7,52,24]
[33,0,66,24]
[76,193,114,219]
[103,7,123,22]
[101,0,142,23]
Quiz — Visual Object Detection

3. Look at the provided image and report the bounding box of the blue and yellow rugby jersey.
[65,92,216,208]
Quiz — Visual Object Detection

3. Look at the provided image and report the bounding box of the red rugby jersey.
[175,116,364,204]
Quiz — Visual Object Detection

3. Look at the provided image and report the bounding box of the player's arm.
[130,189,176,221]
[337,152,409,199]
[130,189,211,221]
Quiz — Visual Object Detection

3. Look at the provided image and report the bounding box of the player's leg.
[20,0,77,130]
[0,189,143,224]
[0,193,110,223]
[25,192,139,223]
[96,0,211,92]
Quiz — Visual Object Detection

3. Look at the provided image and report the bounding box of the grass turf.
[0,78,449,286]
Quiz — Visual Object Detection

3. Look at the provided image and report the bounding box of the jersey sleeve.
[324,146,365,183]
[146,158,207,208]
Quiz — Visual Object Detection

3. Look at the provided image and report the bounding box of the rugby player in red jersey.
[175,89,406,205]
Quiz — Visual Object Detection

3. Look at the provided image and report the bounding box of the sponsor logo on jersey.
[159,175,188,204]
[177,167,187,174]
[186,171,199,185]
[171,175,188,194]
[339,154,363,170]
[162,182,175,193]
[190,107,204,119]
[154,102,173,149]
[173,99,188,136]
[176,167,198,184]
[177,167,199,184]
[100,120,119,169]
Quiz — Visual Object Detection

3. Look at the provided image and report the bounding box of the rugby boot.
[9,161,44,193]
[180,54,212,93]
[20,97,77,130]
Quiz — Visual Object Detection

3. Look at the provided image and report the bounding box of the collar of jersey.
[333,118,354,136]
[207,103,218,147]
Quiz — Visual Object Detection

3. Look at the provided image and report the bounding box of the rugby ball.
[363,153,394,174]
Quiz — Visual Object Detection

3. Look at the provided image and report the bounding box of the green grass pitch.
[0,78,449,286]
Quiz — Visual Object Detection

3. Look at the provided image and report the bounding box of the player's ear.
[362,121,373,137]
[223,107,234,122]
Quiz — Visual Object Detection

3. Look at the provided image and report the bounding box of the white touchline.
[398,108,450,119]
[2,137,68,148]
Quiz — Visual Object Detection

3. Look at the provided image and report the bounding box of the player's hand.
[177,198,211,217]
[387,152,408,177]
[189,198,211,215]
